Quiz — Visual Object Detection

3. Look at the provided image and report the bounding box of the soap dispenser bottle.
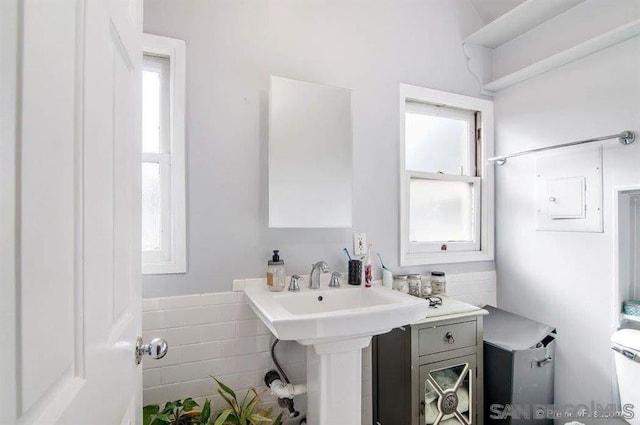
[267,250,285,292]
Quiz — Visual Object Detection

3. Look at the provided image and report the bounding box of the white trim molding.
[399,84,495,266]
[142,33,187,275]
[613,184,640,329]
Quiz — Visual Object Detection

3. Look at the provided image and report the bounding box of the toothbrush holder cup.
[348,260,362,286]
[382,268,393,288]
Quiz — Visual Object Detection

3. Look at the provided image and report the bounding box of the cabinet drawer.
[418,320,477,356]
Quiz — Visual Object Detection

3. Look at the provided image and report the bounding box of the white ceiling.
[468,0,527,24]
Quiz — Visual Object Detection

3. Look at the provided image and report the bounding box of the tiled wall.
[442,271,497,307]
[142,271,496,423]
[141,291,307,419]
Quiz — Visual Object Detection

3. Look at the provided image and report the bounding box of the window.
[142,34,186,274]
[400,84,494,266]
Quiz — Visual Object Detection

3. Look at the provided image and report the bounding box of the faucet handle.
[329,272,342,288]
[288,275,303,292]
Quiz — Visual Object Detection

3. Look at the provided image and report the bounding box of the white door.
[2,0,147,424]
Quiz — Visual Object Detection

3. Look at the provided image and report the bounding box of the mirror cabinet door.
[268,76,352,228]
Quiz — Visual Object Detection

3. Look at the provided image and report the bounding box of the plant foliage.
[143,398,212,425]
[212,377,284,425]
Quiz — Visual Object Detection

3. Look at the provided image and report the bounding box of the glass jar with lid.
[408,274,421,297]
[430,271,446,296]
[393,275,409,294]
[420,275,432,298]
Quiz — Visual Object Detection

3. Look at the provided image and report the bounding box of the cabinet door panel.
[419,355,477,425]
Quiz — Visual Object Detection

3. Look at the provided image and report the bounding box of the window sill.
[400,250,493,267]
[142,261,186,275]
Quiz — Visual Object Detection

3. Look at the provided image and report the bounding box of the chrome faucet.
[309,261,330,289]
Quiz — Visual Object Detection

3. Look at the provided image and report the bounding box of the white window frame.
[142,33,186,274]
[399,84,494,266]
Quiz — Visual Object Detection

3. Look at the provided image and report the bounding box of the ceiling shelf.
[483,18,640,92]
[464,0,585,49]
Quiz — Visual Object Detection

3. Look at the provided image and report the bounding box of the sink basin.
[245,281,429,425]
[245,283,428,345]
[277,287,394,315]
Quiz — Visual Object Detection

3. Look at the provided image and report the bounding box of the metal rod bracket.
[619,131,635,145]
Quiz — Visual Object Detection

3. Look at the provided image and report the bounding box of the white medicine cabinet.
[268,76,353,228]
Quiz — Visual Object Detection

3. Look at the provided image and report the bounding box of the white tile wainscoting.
[142,271,496,423]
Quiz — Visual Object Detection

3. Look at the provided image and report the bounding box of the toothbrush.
[343,248,352,261]
[376,252,386,270]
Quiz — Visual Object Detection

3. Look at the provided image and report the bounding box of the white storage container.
[612,329,640,425]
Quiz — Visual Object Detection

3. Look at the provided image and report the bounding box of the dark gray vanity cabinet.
[373,314,485,425]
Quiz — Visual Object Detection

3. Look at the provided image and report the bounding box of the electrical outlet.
[353,233,367,256]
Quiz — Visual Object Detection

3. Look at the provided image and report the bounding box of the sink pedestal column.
[305,336,372,425]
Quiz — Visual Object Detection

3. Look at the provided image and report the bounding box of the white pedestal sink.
[245,282,429,425]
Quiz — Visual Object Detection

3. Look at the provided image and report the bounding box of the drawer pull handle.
[444,332,455,344]
[532,356,553,368]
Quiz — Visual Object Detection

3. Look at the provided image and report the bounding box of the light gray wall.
[494,36,640,416]
[142,0,494,298]
[0,0,18,420]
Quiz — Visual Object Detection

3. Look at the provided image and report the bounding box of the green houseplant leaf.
[212,377,283,425]
[199,399,212,425]
[272,412,284,425]
[163,401,179,412]
[247,413,272,425]
[144,397,211,425]
[182,398,199,412]
[217,388,239,413]
[151,413,172,425]
[143,405,160,425]
[214,408,233,425]
[213,377,236,399]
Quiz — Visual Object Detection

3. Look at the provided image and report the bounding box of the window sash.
[142,153,172,263]
[403,101,480,255]
[142,34,186,275]
[405,101,477,177]
[142,55,171,155]
[142,53,171,263]
[405,172,481,254]
[399,84,494,266]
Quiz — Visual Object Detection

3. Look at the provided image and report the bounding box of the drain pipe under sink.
[266,339,306,418]
[264,369,307,399]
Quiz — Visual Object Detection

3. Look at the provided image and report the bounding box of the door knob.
[136,337,168,364]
